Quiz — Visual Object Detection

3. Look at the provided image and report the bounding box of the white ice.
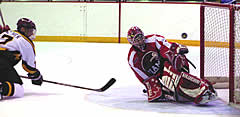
[0,42,238,117]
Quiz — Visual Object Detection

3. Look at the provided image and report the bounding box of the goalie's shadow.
[86,86,240,115]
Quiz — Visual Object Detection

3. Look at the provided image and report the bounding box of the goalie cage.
[200,2,240,108]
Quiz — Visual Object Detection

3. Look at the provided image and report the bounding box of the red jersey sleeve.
[145,34,173,59]
[128,47,149,83]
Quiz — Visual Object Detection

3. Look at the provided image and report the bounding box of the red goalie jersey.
[127,34,171,83]
[127,26,217,104]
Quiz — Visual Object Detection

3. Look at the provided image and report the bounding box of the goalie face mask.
[127,26,146,51]
[129,33,146,52]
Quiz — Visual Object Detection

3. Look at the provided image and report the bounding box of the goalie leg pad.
[161,62,217,104]
[194,79,218,104]
[177,72,218,104]
[177,72,208,102]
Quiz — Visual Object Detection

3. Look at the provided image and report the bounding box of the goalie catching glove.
[169,43,189,55]
[28,69,43,86]
[165,43,189,73]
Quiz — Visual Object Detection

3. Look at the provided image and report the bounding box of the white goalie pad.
[160,62,217,104]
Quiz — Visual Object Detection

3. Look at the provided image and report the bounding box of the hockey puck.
[143,89,147,93]
[181,33,188,39]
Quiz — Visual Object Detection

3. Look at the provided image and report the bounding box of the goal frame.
[200,2,238,105]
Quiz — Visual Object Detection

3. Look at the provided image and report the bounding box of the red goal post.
[200,2,240,106]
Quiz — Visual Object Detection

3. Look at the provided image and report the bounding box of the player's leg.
[0,58,24,100]
[173,55,218,104]
[177,72,217,104]
[161,62,217,104]
[0,82,24,99]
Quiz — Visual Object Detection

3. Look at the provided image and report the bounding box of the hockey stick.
[20,75,116,92]
[186,58,196,69]
[0,8,6,26]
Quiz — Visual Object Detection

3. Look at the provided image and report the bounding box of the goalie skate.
[198,89,218,104]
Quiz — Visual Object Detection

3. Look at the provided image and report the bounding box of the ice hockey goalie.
[127,26,217,104]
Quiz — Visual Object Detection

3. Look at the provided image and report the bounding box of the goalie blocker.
[144,62,217,104]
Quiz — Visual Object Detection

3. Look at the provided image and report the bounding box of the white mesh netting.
[203,4,240,104]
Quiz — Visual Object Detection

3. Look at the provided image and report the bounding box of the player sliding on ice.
[127,26,217,104]
[0,18,43,100]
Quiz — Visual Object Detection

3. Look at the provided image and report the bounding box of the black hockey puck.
[143,89,147,93]
[181,33,188,39]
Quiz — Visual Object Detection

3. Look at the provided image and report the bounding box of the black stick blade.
[99,78,116,92]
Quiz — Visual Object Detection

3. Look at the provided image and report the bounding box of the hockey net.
[200,3,240,106]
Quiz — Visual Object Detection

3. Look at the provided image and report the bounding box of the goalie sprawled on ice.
[127,26,217,104]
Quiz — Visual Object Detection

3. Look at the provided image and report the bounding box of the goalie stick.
[186,58,196,69]
[20,75,116,92]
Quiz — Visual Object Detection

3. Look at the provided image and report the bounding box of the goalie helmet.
[127,26,146,51]
[17,18,37,40]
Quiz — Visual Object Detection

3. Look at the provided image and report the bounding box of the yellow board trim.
[35,36,200,46]
[34,36,240,48]
[35,36,119,43]
[0,47,7,50]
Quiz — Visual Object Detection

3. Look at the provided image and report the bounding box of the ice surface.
[0,42,239,117]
